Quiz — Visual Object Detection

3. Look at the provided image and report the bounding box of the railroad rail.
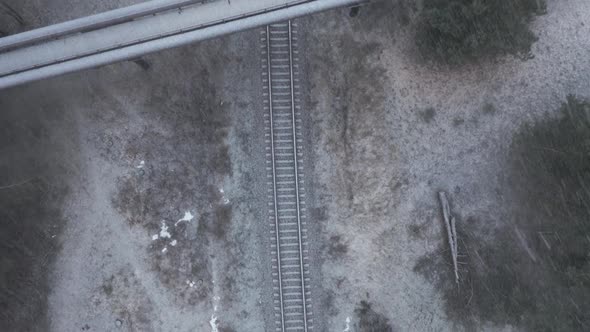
[262,21,312,332]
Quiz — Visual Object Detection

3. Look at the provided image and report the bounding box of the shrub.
[512,95,590,278]
[416,0,546,65]
[414,96,590,331]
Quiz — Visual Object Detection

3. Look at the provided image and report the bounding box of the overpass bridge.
[0,0,365,89]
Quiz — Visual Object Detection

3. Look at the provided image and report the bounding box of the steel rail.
[266,24,287,332]
[264,21,311,332]
[288,20,308,332]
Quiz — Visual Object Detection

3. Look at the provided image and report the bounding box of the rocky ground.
[1,0,590,331]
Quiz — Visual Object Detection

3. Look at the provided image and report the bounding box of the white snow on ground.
[175,211,194,226]
[136,160,145,169]
[219,187,230,205]
[159,221,171,239]
[343,316,351,332]
[209,313,219,331]
[209,295,221,332]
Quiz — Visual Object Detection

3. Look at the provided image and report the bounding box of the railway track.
[261,21,313,332]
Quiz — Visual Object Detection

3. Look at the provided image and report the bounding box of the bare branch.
[439,191,460,286]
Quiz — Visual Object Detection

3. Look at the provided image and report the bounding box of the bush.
[354,301,393,332]
[512,95,590,275]
[415,96,590,330]
[506,95,590,330]
[416,0,546,65]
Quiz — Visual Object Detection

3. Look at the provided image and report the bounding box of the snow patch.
[136,160,145,169]
[170,239,177,246]
[219,187,230,205]
[151,234,159,241]
[209,314,219,332]
[343,316,351,332]
[175,211,195,226]
[210,295,221,332]
[159,221,171,239]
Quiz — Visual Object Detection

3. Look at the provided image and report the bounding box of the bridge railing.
[0,0,365,90]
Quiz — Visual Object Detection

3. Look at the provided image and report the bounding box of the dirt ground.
[299,0,590,331]
[1,0,590,331]
[1,1,271,331]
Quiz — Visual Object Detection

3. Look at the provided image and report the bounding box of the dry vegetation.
[415,96,590,331]
[416,0,547,64]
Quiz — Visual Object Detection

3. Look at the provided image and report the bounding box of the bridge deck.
[0,0,364,89]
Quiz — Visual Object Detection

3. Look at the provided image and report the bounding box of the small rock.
[115,319,123,328]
